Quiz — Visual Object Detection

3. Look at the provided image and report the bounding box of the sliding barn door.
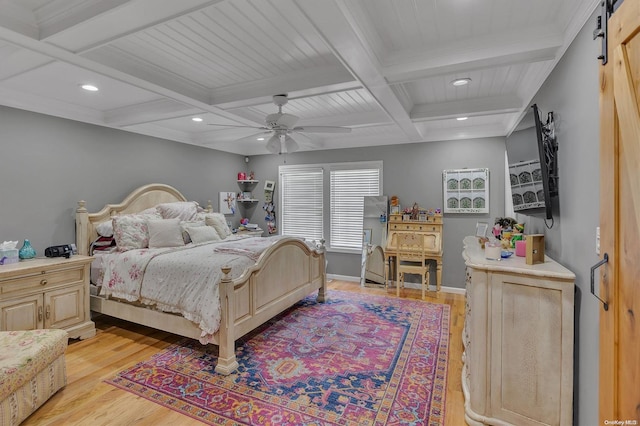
[599,0,640,422]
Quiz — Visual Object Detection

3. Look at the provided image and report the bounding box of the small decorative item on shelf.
[238,172,246,180]
[249,171,255,180]
[19,239,37,260]
[411,203,419,220]
[402,207,412,221]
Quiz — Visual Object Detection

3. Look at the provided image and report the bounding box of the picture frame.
[443,167,490,214]
[219,191,236,215]
[390,205,400,214]
[475,222,489,237]
[264,180,275,191]
[363,228,372,245]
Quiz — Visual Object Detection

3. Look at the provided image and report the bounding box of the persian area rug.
[106,290,451,425]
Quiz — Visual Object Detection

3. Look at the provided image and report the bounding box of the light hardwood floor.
[23,280,466,426]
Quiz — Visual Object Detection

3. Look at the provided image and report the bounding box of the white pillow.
[112,212,162,251]
[186,225,221,244]
[198,213,232,239]
[156,201,199,221]
[179,220,207,243]
[95,220,114,237]
[148,218,185,248]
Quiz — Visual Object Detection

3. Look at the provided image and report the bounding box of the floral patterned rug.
[106,290,450,425]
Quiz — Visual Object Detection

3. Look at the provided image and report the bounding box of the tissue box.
[0,249,19,265]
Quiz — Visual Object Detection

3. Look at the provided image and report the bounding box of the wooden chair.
[395,232,430,298]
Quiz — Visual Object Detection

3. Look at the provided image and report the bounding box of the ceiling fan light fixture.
[284,136,299,153]
[266,134,281,154]
[451,78,472,87]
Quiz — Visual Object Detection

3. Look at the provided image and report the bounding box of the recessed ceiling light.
[457,117,468,121]
[191,117,203,122]
[257,137,265,141]
[451,78,472,87]
[81,84,99,92]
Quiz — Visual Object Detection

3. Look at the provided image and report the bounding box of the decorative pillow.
[95,220,114,237]
[147,218,185,248]
[179,220,208,244]
[112,212,162,251]
[90,236,116,255]
[156,202,199,221]
[198,212,232,239]
[186,225,221,244]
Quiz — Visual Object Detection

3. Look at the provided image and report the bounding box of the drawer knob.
[40,279,48,286]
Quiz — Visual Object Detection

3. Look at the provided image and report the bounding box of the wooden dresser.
[384,213,443,290]
[0,255,95,340]
[462,236,575,426]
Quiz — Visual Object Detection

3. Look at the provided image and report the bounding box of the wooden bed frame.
[75,183,326,375]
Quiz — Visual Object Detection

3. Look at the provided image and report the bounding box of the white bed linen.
[99,235,284,343]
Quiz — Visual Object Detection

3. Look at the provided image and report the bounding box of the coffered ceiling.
[0,0,598,155]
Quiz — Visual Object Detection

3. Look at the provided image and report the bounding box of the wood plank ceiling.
[0,0,599,155]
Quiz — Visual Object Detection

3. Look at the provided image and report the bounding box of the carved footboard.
[216,237,326,374]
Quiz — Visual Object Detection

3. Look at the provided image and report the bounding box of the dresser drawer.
[389,223,441,232]
[0,266,86,296]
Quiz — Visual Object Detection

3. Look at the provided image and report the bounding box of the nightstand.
[0,255,95,339]
[237,228,264,237]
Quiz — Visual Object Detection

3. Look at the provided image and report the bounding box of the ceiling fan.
[208,94,351,154]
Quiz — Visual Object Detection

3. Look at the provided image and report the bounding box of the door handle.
[45,305,50,320]
[38,306,43,321]
[590,253,609,311]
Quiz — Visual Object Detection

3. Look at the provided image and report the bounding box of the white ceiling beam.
[417,124,509,144]
[0,1,38,39]
[105,99,200,127]
[0,84,105,124]
[294,0,422,142]
[0,25,257,127]
[384,27,562,84]
[411,95,522,121]
[40,0,225,54]
[211,65,359,110]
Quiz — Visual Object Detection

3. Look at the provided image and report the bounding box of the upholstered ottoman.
[0,329,68,425]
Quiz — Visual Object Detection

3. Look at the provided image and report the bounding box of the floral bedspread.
[100,236,285,343]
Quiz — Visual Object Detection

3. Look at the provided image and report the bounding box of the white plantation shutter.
[330,165,381,251]
[279,167,324,240]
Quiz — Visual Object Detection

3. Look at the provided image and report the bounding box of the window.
[279,161,382,252]
[330,166,381,251]
[279,166,324,240]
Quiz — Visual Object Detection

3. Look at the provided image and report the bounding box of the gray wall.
[0,106,245,254]
[243,137,506,289]
[505,8,600,425]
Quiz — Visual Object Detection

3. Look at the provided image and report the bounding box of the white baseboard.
[326,274,466,295]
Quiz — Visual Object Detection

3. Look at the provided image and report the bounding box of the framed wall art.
[219,191,236,215]
[443,168,489,213]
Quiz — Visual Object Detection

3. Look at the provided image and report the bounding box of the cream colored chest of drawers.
[462,236,575,426]
[0,256,95,339]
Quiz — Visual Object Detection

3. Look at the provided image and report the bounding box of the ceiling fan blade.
[207,123,267,130]
[292,126,351,133]
[233,131,273,144]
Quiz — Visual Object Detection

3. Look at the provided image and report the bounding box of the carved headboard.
[75,183,188,256]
